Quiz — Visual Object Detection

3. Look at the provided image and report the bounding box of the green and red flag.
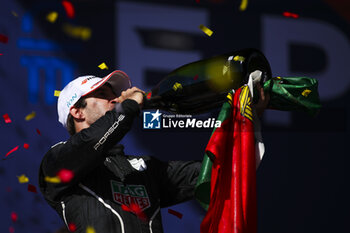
[196,86,257,233]
[195,76,321,233]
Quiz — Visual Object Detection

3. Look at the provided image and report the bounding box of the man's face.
[81,84,118,126]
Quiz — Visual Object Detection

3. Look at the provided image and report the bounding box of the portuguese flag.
[196,86,257,233]
[195,76,321,233]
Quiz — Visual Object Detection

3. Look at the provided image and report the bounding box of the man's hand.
[254,83,270,117]
[116,87,145,105]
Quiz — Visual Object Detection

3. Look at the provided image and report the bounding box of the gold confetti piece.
[233,56,245,62]
[86,226,96,233]
[80,29,91,40]
[172,82,183,91]
[54,90,61,97]
[25,111,36,121]
[62,23,92,41]
[199,24,213,37]
[12,11,18,17]
[239,0,248,11]
[98,62,108,70]
[276,76,282,79]
[17,174,29,183]
[45,176,61,183]
[302,89,312,97]
[226,93,233,102]
[46,11,58,23]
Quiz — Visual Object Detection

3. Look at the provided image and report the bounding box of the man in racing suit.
[38,70,201,233]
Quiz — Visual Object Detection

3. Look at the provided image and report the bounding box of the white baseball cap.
[57,70,131,128]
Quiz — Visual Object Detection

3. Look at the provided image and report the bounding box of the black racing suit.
[38,99,201,233]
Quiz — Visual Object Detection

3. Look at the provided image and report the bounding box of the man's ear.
[69,107,85,121]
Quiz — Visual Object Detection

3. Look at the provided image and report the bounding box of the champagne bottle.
[142,48,272,114]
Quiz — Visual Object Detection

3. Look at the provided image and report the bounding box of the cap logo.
[66,93,77,108]
[81,77,94,85]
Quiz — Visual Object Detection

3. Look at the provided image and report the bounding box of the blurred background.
[0,0,349,232]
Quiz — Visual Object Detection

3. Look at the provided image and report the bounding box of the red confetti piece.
[196,0,200,3]
[11,212,18,222]
[121,204,131,211]
[194,74,198,80]
[9,226,14,233]
[36,128,41,135]
[23,143,29,149]
[3,114,12,123]
[168,209,183,219]
[6,187,12,192]
[5,146,19,157]
[27,184,37,193]
[0,53,3,56]
[0,34,9,44]
[122,203,147,222]
[68,223,77,232]
[146,92,152,100]
[62,0,75,19]
[57,169,74,183]
[283,11,299,19]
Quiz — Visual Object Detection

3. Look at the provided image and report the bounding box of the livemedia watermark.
[143,110,221,130]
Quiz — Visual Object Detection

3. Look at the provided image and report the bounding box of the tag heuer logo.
[110,180,150,210]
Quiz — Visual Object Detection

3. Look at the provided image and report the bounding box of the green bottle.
[142,48,272,114]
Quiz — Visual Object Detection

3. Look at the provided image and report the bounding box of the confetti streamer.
[121,204,131,211]
[17,174,29,183]
[86,226,96,233]
[283,11,299,19]
[239,0,248,11]
[3,114,12,123]
[146,92,152,100]
[98,62,108,70]
[172,82,183,91]
[45,176,61,183]
[122,204,147,221]
[0,34,9,44]
[302,89,311,97]
[25,111,36,121]
[62,23,92,41]
[5,146,19,157]
[54,90,61,97]
[27,184,37,193]
[57,169,74,183]
[10,212,18,222]
[9,226,15,233]
[199,24,213,37]
[62,0,75,19]
[68,223,77,232]
[23,143,29,149]
[46,11,58,23]
[36,128,41,135]
[168,209,183,219]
